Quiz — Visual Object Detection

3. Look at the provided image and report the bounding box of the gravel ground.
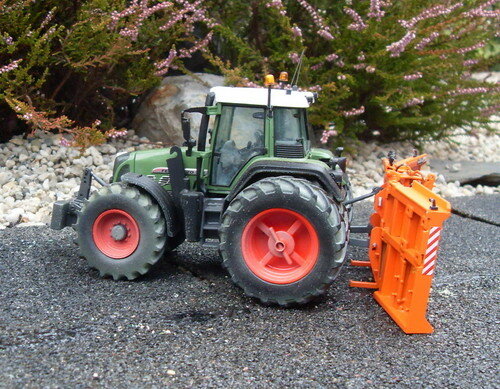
[0,196,498,388]
[0,127,499,228]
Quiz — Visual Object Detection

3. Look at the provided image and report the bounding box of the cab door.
[210,105,266,187]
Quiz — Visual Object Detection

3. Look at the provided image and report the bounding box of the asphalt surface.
[0,196,499,388]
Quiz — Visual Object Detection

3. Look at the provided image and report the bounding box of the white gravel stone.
[0,127,498,228]
[0,171,13,185]
[5,208,23,225]
[348,127,500,199]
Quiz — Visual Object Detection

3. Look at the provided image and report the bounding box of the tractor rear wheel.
[220,176,347,306]
[76,183,167,280]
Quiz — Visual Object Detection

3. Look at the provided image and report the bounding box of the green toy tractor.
[51,74,365,306]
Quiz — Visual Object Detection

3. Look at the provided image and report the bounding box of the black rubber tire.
[220,176,348,306]
[76,183,167,280]
[345,182,354,223]
[167,232,185,251]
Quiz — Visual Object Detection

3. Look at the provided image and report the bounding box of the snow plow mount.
[346,187,382,247]
[350,152,451,334]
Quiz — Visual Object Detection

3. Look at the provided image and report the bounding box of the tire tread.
[77,183,166,280]
[220,176,347,306]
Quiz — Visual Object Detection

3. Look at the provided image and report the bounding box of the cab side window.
[274,108,306,142]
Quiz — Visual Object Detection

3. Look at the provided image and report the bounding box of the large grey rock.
[430,159,500,186]
[132,73,225,144]
[471,71,500,83]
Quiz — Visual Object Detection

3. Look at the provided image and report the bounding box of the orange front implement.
[350,154,451,334]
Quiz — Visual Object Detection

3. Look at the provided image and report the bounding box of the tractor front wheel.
[76,183,167,280]
[220,176,347,306]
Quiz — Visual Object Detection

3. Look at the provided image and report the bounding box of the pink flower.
[241,78,263,88]
[0,59,22,74]
[296,0,333,39]
[325,53,339,62]
[403,72,423,81]
[266,0,287,16]
[399,3,463,29]
[289,52,301,64]
[318,29,334,40]
[320,129,337,144]
[335,59,345,68]
[291,26,302,37]
[480,104,500,117]
[60,137,73,147]
[386,30,416,57]
[344,7,367,31]
[415,32,440,50]
[309,85,322,92]
[463,59,480,66]
[311,62,324,71]
[178,32,213,59]
[108,129,128,139]
[456,41,486,54]
[41,10,54,28]
[154,48,178,76]
[109,0,215,43]
[343,106,365,117]
[448,86,494,96]
[463,0,500,18]
[368,0,385,20]
[404,97,424,107]
[366,66,376,73]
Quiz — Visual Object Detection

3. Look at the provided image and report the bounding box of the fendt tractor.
[51,72,375,306]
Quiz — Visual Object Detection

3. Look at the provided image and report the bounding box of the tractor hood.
[308,147,334,161]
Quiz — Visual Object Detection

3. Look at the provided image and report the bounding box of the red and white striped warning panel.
[423,226,441,275]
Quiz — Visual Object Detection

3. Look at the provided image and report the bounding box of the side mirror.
[181,114,196,156]
[182,115,191,142]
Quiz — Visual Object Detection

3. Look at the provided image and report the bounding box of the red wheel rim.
[241,208,319,284]
[92,209,140,259]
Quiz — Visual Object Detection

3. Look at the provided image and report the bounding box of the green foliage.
[0,0,498,146]
[0,0,212,143]
[207,0,499,144]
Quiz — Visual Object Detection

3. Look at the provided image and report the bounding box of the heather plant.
[207,0,499,144]
[0,0,214,145]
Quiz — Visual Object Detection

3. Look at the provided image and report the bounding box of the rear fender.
[227,160,344,204]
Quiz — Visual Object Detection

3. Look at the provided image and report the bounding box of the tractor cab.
[168,73,347,196]
[183,80,318,188]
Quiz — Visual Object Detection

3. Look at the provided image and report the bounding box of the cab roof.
[210,86,315,108]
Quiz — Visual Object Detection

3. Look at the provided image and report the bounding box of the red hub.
[92,209,140,259]
[241,208,319,284]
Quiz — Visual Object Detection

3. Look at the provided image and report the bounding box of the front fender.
[121,173,181,238]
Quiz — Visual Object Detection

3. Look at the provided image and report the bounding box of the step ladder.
[201,197,225,248]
